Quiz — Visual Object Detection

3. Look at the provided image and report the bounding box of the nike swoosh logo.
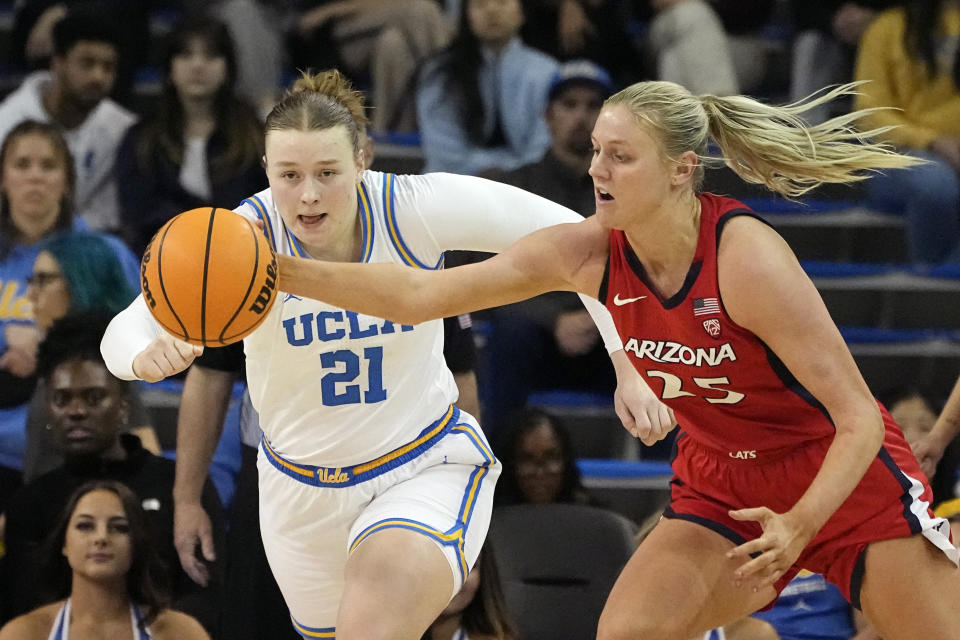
[613,293,647,306]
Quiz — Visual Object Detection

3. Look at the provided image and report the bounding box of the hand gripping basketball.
[140,207,278,346]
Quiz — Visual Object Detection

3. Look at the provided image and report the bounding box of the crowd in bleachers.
[1,0,960,638]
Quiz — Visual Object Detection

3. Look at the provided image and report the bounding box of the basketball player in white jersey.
[101,70,673,640]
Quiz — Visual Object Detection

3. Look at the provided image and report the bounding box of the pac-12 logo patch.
[702,318,721,339]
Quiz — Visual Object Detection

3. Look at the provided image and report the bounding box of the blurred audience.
[0,5,136,233]
[289,0,452,132]
[644,0,739,95]
[417,0,557,174]
[0,314,225,633]
[21,231,148,483]
[421,546,518,640]
[855,0,960,265]
[477,60,615,435]
[493,408,590,506]
[10,0,150,105]
[0,480,209,640]
[0,121,72,511]
[519,0,640,86]
[789,0,896,124]
[707,0,777,94]
[116,15,266,256]
[0,122,137,516]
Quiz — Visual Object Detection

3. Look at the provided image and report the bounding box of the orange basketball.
[140,207,278,346]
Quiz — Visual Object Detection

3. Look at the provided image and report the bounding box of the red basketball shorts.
[664,410,957,607]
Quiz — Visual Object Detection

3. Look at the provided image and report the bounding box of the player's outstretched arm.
[278,221,586,324]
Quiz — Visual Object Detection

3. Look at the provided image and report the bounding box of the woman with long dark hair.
[416,0,558,175]
[0,480,209,639]
[116,14,265,255]
[494,408,589,506]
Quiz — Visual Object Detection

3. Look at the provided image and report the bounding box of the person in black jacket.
[0,314,225,635]
[115,14,266,256]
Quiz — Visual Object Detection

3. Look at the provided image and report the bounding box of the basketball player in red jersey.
[275,80,960,639]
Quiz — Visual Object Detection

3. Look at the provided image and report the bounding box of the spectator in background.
[9,0,150,106]
[21,231,149,483]
[0,6,136,233]
[116,15,266,256]
[706,0,776,94]
[880,387,959,507]
[789,1,896,124]
[0,480,209,640]
[477,60,615,435]
[855,0,960,265]
[0,121,73,514]
[289,0,451,133]
[421,546,518,640]
[0,314,225,633]
[519,0,641,86]
[417,0,558,174]
[0,121,134,515]
[493,408,590,506]
[644,0,739,95]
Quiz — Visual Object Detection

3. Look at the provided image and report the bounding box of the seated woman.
[116,14,265,256]
[493,407,591,506]
[0,479,209,639]
[416,0,557,175]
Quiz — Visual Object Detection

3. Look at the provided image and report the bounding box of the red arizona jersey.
[600,193,840,455]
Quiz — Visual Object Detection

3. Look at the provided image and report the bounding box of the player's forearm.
[789,405,884,536]
[278,254,438,324]
[173,366,234,505]
[930,375,960,451]
[101,295,162,380]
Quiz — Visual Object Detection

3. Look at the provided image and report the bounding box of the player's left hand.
[611,350,676,445]
[727,506,810,591]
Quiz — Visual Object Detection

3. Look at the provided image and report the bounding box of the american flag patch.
[693,297,720,316]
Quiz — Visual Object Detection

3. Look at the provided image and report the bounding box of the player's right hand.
[174,501,216,586]
[911,434,945,479]
[132,333,203,382]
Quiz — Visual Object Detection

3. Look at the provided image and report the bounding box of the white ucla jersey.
[102,170,623,465]
[235,174,454,466]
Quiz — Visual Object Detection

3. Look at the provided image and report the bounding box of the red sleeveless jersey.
[600,193,837,456]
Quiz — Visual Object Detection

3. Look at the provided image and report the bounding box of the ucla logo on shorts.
[318,467,350,483]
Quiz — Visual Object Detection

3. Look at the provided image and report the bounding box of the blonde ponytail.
[701,83,919,198]
[606,81,922,199]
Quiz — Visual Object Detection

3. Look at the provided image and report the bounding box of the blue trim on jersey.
[291,616,336,638]
[358,183,374,262]
[261,406,458,487]
[878,446,924,535]
[283,223,306,258]
[382,173,434,269]
[243,195,278,252]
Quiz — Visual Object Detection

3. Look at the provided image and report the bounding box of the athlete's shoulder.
[236,187,274,216]
[0,602,59,640]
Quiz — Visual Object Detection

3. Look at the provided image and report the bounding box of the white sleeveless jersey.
[236,174,454,466]
[102,171,622,466]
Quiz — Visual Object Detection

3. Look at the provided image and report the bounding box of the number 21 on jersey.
[319,347,387,406]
